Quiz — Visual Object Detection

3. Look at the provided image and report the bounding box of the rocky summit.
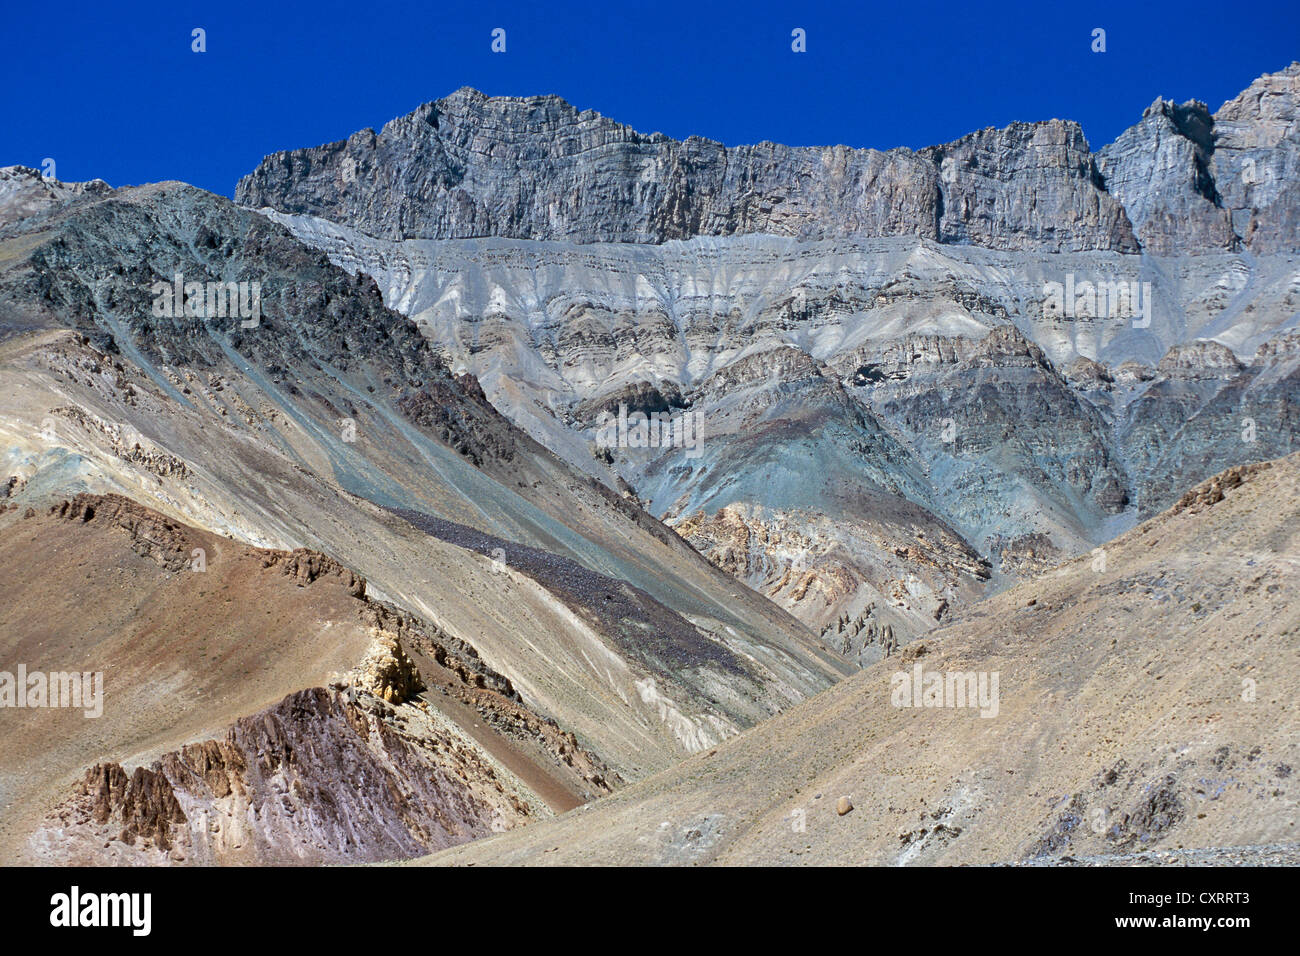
[1,56,1297,872]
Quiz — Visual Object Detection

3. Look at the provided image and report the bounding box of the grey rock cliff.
[1098,62,1300,254]
[922,120,1137,252]
[236,88,1136,252]
[1097,99,1237,254]
[1211,62,1300,253]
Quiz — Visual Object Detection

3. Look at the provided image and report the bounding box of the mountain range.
[0,61,1296,865]
[238,63,1300,652]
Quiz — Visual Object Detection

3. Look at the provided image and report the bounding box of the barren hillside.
[419,455,1300,865]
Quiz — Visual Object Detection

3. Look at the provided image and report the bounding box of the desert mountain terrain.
[0,173,847,863]
[1,61,1296,868]
[419,456,1300,865]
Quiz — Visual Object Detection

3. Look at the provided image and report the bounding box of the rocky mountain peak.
[1215,61,1300,123]
[1098,99,1233,254]
[1062,355,1114,390]
[1141,97,1215,149]
[1253,329,1300,363]
[0,165,111,229]
[238,65,1299,257]
[968,323,1051,368]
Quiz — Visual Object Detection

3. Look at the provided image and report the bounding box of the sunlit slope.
[419,455,1300,865]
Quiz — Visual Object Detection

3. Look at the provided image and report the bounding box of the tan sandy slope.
[0,494,609,863]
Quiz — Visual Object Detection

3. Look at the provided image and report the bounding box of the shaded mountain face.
[0,176,851,865]
[1096,98,1237,255]
[236,63,1300,641]
[1210,65,1300,254]
[418,455,1300,866]
[252,222,1300,641]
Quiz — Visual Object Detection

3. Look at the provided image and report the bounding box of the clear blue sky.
[2,0,1296,196]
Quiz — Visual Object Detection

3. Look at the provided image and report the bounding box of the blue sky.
[1,0,1296,196]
